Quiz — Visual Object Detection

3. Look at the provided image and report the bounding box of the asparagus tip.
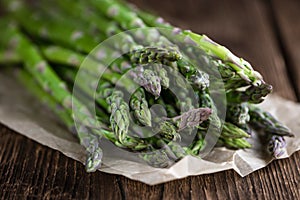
[85,148,103,172]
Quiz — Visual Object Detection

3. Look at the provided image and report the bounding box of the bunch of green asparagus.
[0,0,294,172]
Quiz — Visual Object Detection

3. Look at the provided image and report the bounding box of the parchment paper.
[0,72,299,185]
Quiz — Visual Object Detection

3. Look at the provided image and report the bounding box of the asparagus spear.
[219,138,252,149]
[247,104,292,157]
[139,148,171,168]
[21,66,159,161]
[248,104,293,137]
[17,69,75,131]
[44,41,248,150]
[38,2,209,104]
[168,108,212,131]
[0,20,108,171]
[7,2,181,68]
[155,98,178,118]
[184,132,206,156]
[226,103,250,125]
[107,0,273,103]
[150,96,211,154]
[130,66,161,98]
[133,4,267,86]
[50,0,209,92]
[267,135,286,158]
[226,103,251,134]
[130,88,152,126]
[106,90,131,143]
[47,55,175,142]
[221,122,250,139]
[41,45,157,127]
[43,0,121,36]
[42,45,170,100]
[198,92,222,133]
[42,47,179,141]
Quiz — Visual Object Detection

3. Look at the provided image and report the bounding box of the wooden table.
[1,0,299,199]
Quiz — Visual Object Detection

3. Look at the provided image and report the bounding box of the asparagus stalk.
[184,132,206,156]
[133,4,267,86]
[43,45,163,98]
[17,69,75,131]
[152,96,211,155]
[221,122,250,139]
[45,52,175,143]
[0,20,108,171]
[42,46,169,99]
[248,104,293,137]
[44,0,121,36]
[247,104,292,157]
[139,148,171,168]
[168,108,212,131]
[8,2,99,53]
[226,103,251,134]
[108,0,273,103]
[219,138,252,149]
[8,2,181,68]
[41,45,157,126]
[267,135,286,158]
[21,65,160,161]
[38,1,211,116]
[198,92,222,133]
[106,90,131,143]
[51,0,209,92]
[130,88,152,126]
[226,103,250,125]
[42,48,179,142]
[130,66,161,98]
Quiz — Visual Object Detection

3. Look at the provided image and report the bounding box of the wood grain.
[271,0,300,100]
[0,125,123,199]
[1,126,298,199]
[0,0,299,199]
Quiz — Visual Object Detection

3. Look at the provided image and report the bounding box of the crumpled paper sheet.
[0,73,299,185]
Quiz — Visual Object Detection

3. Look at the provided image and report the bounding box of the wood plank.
[1,125,294,200]
[0,125,122,199]
[119,176,164,200]
[271,0,300,99]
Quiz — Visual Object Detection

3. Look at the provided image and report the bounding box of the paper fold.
[0,73,299,185]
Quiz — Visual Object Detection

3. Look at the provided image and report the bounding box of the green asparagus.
[113,0,273,103]
[1,22,106,171]
[130,88,152,126]
[248,104,293,137]
[0,0,293,171]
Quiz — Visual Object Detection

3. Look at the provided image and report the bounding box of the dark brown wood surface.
[1,0,300,199]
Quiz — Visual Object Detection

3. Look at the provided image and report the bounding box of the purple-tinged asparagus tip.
[268,135,286,158]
